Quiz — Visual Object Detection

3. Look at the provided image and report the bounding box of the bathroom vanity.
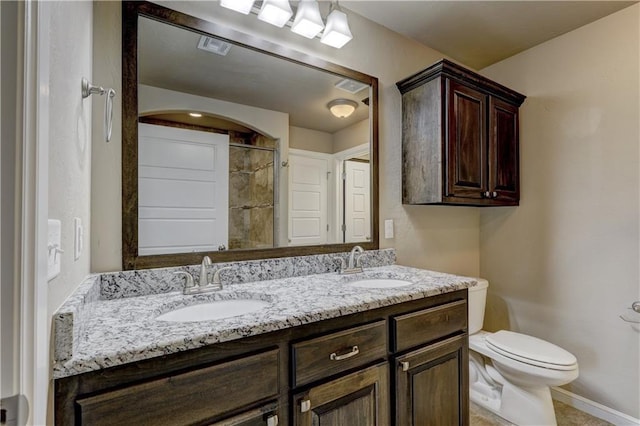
[53,252,474,426]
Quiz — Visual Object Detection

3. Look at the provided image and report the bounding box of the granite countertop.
[53,259,476,379]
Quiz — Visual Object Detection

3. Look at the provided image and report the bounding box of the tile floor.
[470,400,613,426]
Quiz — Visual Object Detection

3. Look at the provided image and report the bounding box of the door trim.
[16,1,51,424]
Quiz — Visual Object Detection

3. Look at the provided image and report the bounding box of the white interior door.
[138,123,229,255]
[288,153,329,246]
[344,160,371,243]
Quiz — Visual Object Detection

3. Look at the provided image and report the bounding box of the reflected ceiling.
[138,17,370,134]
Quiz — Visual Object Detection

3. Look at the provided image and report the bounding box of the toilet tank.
[468,278,489,334]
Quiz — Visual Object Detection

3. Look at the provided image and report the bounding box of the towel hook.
[81,77,117,142]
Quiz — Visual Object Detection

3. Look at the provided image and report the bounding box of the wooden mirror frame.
[122,1,379,270]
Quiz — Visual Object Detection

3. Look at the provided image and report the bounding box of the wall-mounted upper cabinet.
[397,59,526,206]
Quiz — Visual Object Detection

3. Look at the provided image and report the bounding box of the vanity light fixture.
[189,112,203,118]
[220,0,256,15]
[258,0,293,28]
[328,99,358,118]
[219,0,353,49]
[291,0,324,39]
[321,3,353,49]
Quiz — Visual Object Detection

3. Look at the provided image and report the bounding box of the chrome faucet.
[174,256,233,295]
[348,245,364,270]
[335,246,365,275]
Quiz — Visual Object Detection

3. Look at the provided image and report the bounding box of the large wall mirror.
[122,2,379,269]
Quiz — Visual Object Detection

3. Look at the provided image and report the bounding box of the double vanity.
[53,249,476,425]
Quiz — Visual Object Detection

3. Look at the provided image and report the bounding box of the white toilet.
[468,279,579,426]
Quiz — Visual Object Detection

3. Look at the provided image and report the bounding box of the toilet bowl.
[468,279,579,426]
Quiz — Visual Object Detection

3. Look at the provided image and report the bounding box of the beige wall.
[139,85,290,143]
[333,118,369,154]
[45,1,94,423]
[479,4,639,418]
[47,1,93,316]
[90,1,480,277]
[289,126,333,154]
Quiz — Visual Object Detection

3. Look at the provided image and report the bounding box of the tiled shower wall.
[229,133,276,249]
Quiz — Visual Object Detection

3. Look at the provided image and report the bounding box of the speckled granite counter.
[53,249,476,379]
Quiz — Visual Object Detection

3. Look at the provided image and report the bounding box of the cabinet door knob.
[267,414,279,426]
[483,191,490,198]
[492,191,498,198]
[300,399,311,413]
[400,361,410,372]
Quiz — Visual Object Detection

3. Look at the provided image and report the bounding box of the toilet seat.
[486,330,578,371]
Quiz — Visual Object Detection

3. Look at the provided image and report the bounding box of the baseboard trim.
[551,387,640,426]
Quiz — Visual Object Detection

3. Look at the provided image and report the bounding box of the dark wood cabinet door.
[293,363,390,426]
[395,334,469,426]
[489,97,520,203]
[447,80,488,200]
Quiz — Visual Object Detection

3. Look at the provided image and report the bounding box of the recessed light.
[189,112,202,118]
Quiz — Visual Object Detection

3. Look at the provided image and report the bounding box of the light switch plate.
[384,219,394,239]
[47,219,62,281]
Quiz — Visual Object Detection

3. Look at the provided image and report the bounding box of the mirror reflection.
[137,16,372,255]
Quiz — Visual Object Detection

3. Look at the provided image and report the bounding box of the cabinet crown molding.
[396,59,526,107]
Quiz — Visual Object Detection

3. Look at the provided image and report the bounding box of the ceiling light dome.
[291,0,324,39]
[328,99,358,118]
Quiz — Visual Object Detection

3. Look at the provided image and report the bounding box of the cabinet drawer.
[292,320,386,387]
[392,300,467,352]
[76,349,279,426]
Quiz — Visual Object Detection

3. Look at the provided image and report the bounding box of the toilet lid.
[486,330,578,371]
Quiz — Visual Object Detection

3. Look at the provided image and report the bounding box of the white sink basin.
[156,299,269,322]
[347,279,413,289]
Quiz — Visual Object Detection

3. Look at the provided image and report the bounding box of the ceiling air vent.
[335,78,368,94]
[197,36,232,56]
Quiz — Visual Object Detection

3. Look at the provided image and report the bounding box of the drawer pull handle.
[267,414,279,426]
[400,361,410,372]
[300,399,311,413]
[330,345,360,361]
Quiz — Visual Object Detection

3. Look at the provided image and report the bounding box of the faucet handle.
[212,266,233,286]
[174,271,195,290]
